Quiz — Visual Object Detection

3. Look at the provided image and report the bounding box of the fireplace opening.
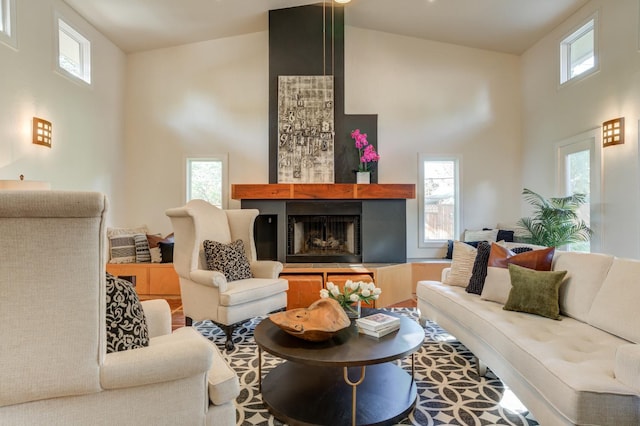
[286,201,362,263]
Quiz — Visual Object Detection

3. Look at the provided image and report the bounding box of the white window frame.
[55,16,91,85]
[559,13,598,86]
[0,0,17,49]
[555,128,602,252]
[185,155,229,209]
[418,154,461,248]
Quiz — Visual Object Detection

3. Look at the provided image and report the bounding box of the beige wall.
[123,32,269,235]
[123,27,524,258]
[345,27,523,259]
[0,0,127,227]
[521,0,640,258]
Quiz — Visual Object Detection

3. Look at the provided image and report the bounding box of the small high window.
[186,157,227,208]
[0,0,17,48]
[560,16,597,85]
[418,156,460,246]
[56,18,91,84]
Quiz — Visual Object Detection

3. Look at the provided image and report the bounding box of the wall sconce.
[32,117,52,148]
[602,117,624,147]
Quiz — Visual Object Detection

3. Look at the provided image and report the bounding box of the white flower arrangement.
[319,280,382,313]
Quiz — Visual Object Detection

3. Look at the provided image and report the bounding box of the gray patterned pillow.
[203,239,253,282]
[105,273,149,353]
[109,236,136,263]
[134,233,151,263]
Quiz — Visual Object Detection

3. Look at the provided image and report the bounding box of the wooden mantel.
[231,184,415,200]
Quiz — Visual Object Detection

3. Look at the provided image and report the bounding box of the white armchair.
[166,199,288,350]
[0,191,239,426]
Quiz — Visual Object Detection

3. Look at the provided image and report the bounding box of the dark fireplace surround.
[240,195,408,264]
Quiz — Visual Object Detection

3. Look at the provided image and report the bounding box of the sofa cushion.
[158,241,174,263]
[503,264,567,320]
[466,243,533,296]
[150,247,162,263]
[107,225,149,263]
[589,257,640,343]
[495,222,532,243]
[445,240,481,259]
[552,251,613,322]
[496,229,515,242]
[480,267,512,304]
[109,235,136,264]
[499,241,547,251]
[134,233,151,263]
[219,277,289,307]
[464,229,499,242]
[443,240,477,287]
[466,241,491,295]
[488,243,554,270]
[105,273,149,353]
[481,244,555,305]
[204,239,253,282]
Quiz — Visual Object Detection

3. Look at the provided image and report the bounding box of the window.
[0,0,17,48]
[418,156,460,247]
[560,16,597,85]
[556,129,602,252]
[186,157,227,208]
[56,18,91,84]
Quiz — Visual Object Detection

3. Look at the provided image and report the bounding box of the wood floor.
[141,295,418,331]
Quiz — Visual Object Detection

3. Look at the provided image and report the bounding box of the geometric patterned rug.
[194,308,539,426]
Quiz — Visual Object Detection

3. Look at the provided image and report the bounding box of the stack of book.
[356,312,401,338]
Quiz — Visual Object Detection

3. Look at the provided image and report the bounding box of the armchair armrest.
[101,327,213,390]
[251,260,284,279]
[190,269,228,292]
[615,344,640,391]
[141,299,172,338]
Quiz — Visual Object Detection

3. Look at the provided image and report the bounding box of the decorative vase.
[356,172,370,184]
[343,300,361,319]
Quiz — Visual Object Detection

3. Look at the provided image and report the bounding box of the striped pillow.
[134,233,151,263]
[109,236,136,264]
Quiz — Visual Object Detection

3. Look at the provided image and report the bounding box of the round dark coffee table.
[254,311,425,426]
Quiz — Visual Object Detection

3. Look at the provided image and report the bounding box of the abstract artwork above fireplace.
[277,75,334,184]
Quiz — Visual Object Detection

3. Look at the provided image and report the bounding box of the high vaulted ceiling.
[63,0,589,55]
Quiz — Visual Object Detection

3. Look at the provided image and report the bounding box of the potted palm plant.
[517,188,592,248]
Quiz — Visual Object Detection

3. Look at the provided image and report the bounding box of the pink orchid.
[350,128,380,172]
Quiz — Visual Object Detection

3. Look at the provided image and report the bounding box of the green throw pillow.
[503,264,567,320]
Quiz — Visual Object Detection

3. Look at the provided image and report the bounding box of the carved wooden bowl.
[269,298,351,342]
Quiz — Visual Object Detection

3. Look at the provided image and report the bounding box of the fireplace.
[236,184,414,264]
[286,201,361,263]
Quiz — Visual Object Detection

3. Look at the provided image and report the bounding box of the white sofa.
[0,191,239,426]
[417,250,640,425]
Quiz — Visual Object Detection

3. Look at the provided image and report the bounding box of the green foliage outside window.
[189,160,222,208]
